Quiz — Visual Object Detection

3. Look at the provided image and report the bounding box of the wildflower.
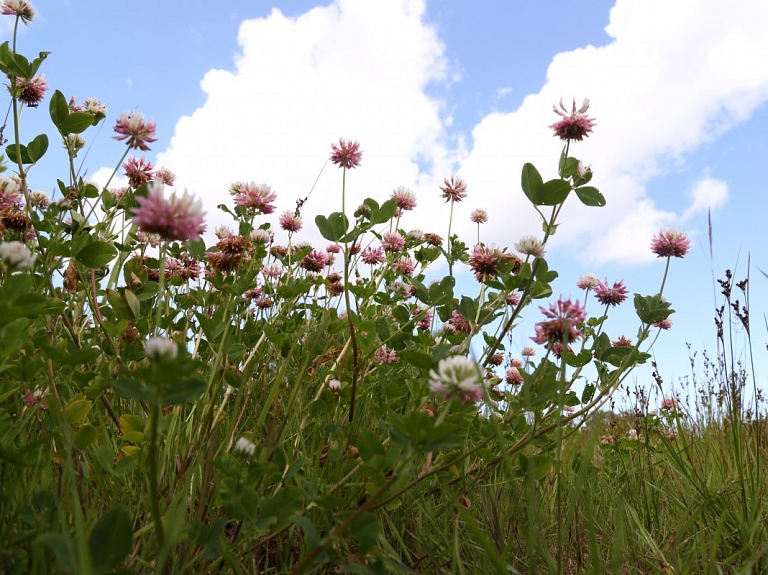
[136,231,161,247]
[278,210,302,232]
[469,244,501,282]
[13,75,47,107]
[301,250,328,272]
[381,232,405,253]
[407,229,424,242]
[153,167,176,186]
[439,175,467,203]
[549,97,596,142]
[123,156,154,189]
[131,182,206,242]
[650,228,690,259]
[1,0,35,22]
[449,310,472,333]
[423,233,443,247]
[653,318,673,330]
[515,235,545,258]
[394,256,416,276]
[62,134,85,158]
[510,358,523,368]
[665,427,678,441]
[576,273,599,290]
[82,97,106,116]
[361,246,384,265]
[487,353,504,366]
[429,355,484,404]
[244,287,262,299]
[250,229,271,245]
[374,345,399,363]
[326,243,340,254]
[0,240,35,269]
[506,291,522,306]
[255,296,273,309]
[413,307,434,331]
[391,186,417,212]
[576,161,592,180]
[328,379,342,391]
[217,235,247,255]
[594,278,628,307]
[329,138,362,169]
[233,437,256,456]
[521,346,535,357]
[0,176,22,209]
[234,182,277,214]
[627,428,639,441]
[145,336,177,362]
[611,335,633,347]
[28,190,50,209]
[505,366,524,386]
[470,208,488,224]
[660,396,678,411]
[23,386,48,409]
[113,111,158,151]
[600,435,615,445]
[262,264,283,279]
[532,297,586,346]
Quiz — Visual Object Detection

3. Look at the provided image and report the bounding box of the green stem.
[447,197,455,277]
[146,400,165,550]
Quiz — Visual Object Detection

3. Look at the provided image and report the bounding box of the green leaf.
[5,143,30,165]
[537,179,571,205]
[159,378,207,407]
[29,51,50,77]
[106,289,136,321]
[112,378,152,402]
[60,111,96,135]
[356,427,386,462]
[350,512,381,555]
[38,534,78,573]
[89,507,133,573]
[74,424,99,450]
[574,186,606,207]
[521,163,543,205]
[25,133,48,163]
[388,412,464,453]
[49,90,69,129]
[369,198,398,225]
[76,241,117,269]
[64,397,92,425]
[315,212,349,242]
[123,289,140,321]
[398,350,433,371]
[634,293,674,325]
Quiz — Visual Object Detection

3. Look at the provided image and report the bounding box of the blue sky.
[6,0,768,405]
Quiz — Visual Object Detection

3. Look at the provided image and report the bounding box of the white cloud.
[156,0,457,246]
[455,0,768,265]
[682,175,729,221]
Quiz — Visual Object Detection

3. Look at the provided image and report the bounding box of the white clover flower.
[328,379,342,391]
[576,273,599,290]
[233,436,256,456]
[145,337,177,362]
[577,161,592,179]
[62,134,85,158]
[429,355,484,403]
[0,241,36,269]
[627,429,639,441]
[514,235,545,258]
[250,229,271,245]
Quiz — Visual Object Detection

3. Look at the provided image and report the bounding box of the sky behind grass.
[5,0,768,402]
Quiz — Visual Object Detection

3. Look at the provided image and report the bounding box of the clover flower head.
[113,111,158,151]
[550,97,596,142]
[594,278,628,307]
[0,240,35,269]
[532,297,586,346]
[576,273,599,290]
[361,246,384,265]
[470,208,488,224]
[13,75,47,107]
[145,336,177,362]
[1,0,35,22]
[250,229,271,245]
[279,210,303,232]
[301,249,328,272]
[651,228,690,258]
[233,437,256,456]
[439,175,467,203]
[391,186,416,212]
[515,235,545,258]
[381,232,405,253]
[234,182,277,214]
[131,182,206,242]
[374,345,399,363]
[653,318,673,330]
[123,156,154,189]
[429,355,484,403]
[330,138,362,169]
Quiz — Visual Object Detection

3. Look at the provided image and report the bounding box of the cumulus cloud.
[156,0,458,246]
[455,0,768,265]
[682,175,729,221]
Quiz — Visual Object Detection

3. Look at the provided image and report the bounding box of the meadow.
[0,2,765,573]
